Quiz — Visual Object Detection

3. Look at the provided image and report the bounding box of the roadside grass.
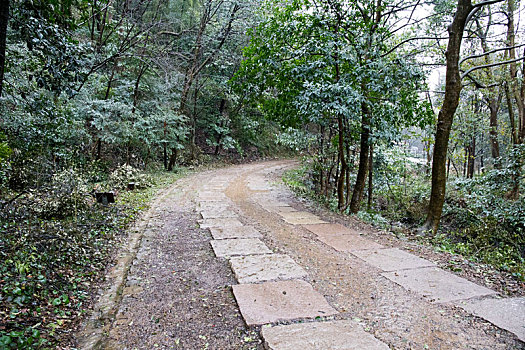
[0,166,187,349]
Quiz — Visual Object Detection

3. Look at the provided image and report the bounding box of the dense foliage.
[241,0,524,281]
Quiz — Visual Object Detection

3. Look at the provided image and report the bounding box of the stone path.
[84,160,524,349]
[197,161,524,349]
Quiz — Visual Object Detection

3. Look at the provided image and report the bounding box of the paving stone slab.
[197,192,227,199]
[197,196,227,201]
[232,280,337,325]
[279,211,320,220]
[279,211,327,225]
[382,267,497,303]
[303,223,360,236]
[352,248,434,271]
[210,239,271,257]
[200,209,237,219]
[262,205,296,214]
[229,254,307,284]
[284,217,328,225]
[262,320,390,350]
[456,297,525,341]
[209,226,262,240]
[260,200,291,209]
[316,234,383,252]
[198,218,243,229]
[196,198,228,204]
[272,206,298,213]
[197,202,231,211]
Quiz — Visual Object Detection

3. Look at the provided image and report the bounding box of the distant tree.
[0,0,9,97]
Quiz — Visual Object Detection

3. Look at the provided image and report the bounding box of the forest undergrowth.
[0,163,188,348]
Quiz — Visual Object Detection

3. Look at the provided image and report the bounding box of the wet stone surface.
[303,223,361,236]
[457,297,525,342]
[262,320,390,350]
[198,217,244,229]
[209,225,262,240]
[352,248,435,271]
[383,267,498,303]
[229,254,308,284]
[279,212,327,225]
[232,280,338,326]
[210,238,272,257]
[200,208,238,219]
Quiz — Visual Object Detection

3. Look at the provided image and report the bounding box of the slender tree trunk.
[425,141,432,175]
[367,144,374,210]
[345,137,351,207]
[93,67,116,161]
[168,148,177,171]
[336,114,347,210]
[477,9,501,161]
[128,64,147,165]
[467,136,475,178]
[0,0,9,98]
[463,147,467,177]
[319,125,325,194]
[488,96,501,159]
[506,0,525,143]
[421,0,473,235]
[349,103,370,214]
[326,151,335,198]
[163,121,168,170]
[505,84,519,145]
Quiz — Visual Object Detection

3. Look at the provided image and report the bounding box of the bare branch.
[462,72,500,88]
[466,0,505,24]
[381,36,448,58]
[459,43,525,65]
[461,55,525,79]
[158,29,193,38]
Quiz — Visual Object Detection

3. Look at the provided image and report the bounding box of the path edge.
[75,182,178,349]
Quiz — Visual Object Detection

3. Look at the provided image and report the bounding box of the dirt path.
[79,160,524,349]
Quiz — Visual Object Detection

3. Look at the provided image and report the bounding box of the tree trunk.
[421,0,473,235]
[506,0,525,143]
[168,148,178,171]
[0,0,9,97]
[163,121,168,170]
[336,114,347,210]
[467,137,475,178]
[505,83,519,145]
[349,103,370,214]
[488,96,501,159]
[367,144,374,210]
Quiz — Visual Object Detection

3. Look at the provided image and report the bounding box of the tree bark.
[367,144,374,210]
[168,147,178,171]
[421,0,473,235]
[467,136,475,178]
[349,102,370,214]
[0,0,9,97]
[336,114,347,210]
[488,95,501,159]
[505,83,519,145]
[506,0,525,143]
